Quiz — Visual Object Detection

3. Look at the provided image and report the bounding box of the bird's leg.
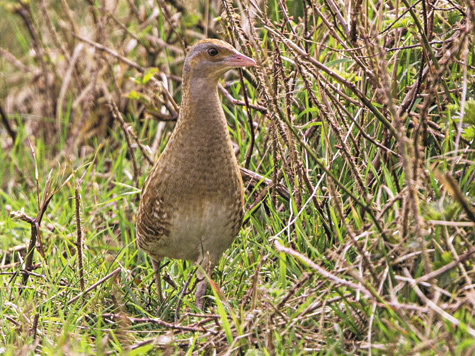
[195,254,215,310]
[152,259,163,303]
[195,277,207,310]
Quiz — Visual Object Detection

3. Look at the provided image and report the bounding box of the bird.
[136,39,256,309]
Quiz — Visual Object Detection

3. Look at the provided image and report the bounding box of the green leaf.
[324,58,353,68]
[126,90,140,100]
[462,125,475,140]
[142,67,159,84]
[464,100,475,125]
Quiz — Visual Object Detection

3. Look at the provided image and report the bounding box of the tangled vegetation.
[1,0,474,354]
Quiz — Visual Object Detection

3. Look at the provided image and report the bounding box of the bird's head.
[183,39,256,81]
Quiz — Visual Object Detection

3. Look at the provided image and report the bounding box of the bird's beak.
[224,52,256,68]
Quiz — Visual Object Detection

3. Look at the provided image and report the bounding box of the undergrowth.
[1,0,475,354]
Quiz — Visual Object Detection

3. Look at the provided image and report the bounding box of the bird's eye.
[208,48,219,57]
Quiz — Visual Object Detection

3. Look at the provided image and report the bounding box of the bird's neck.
[180,75,221,123]
[162,71,238,177]
[166,72,233,158]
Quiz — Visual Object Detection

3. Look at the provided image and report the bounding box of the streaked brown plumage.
[136,39,255,308]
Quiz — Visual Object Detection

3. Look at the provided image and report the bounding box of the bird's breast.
[136,105,244,262]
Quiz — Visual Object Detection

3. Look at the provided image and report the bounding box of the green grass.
[1,0,475,354]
